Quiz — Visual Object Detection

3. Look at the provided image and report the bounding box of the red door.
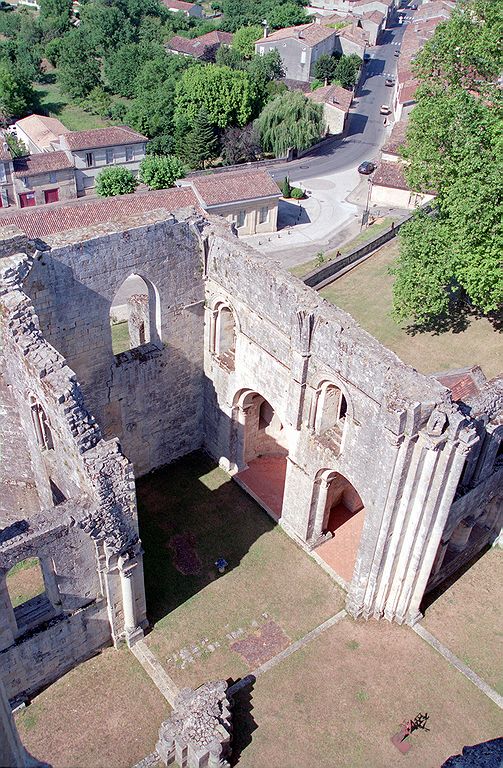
[19,192,36,208]
[44,188,59,204]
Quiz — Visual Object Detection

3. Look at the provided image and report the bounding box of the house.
[380,118,407,162]
[336,24,367,57]
[160,0,203,18]
[306,83,353,134]
[370,161,435,209]
[180,170,281,235]
[58,126,148,196]
[254,23,338,83]
[357,10,385,45]
[14,115,68,154]
[307,0,396,27]
[166,31,233,61]
[12,152,77,208]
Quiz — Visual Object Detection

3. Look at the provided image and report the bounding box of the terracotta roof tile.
[60,126,147,152]
[13,151,74,178]
[167,30,233,58]
[372,161,409,190]
[435,366,487,403]
[14,114,68,151]
[161,0,198,10]
[187,170,280,207]
[382,119,408,156]
[0,188,200,238]
[306,84,353,112]
[256,23,336,47]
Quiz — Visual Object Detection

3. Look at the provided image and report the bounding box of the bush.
[291,187,304,199]
[139,154,186,190]
[95,166,138,197]
[281,176,291,198]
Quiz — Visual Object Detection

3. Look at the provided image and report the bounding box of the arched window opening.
[213,304,236,370]
[6,557,58,635]
[110,274,161,356]
[315,384,347,435]
[30,397,53,451]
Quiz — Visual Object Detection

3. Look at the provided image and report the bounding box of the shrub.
[95,166,138,197]
[291,187,304,199]
[139,154,186,190]
[281,176,292,198]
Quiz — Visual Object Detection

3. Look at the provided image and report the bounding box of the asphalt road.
[268,17,409,184]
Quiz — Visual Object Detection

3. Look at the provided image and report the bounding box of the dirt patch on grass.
[422,547,503,694]
[231,620,290,667]
[234,618,503,768]
[16,647,170,768]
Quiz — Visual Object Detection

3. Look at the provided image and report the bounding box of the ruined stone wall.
[22,210,205,476]
[201,218,477,624]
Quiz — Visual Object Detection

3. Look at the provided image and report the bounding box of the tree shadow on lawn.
[403,302,502,337]
[136,451,276,626]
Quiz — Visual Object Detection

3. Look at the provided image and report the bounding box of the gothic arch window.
[211,302,237,370]
[110,274,161,355]
[312,382,348,435]
[30,396,53,451]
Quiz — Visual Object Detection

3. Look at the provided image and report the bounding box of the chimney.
[2,141,8,153]
[262,19,269,38]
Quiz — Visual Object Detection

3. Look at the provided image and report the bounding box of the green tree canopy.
[139,154,185,189]
[39,0,72,38]
[183,108,218,169]
[255,91,324,157]
[95,166,138,197]
[232,25,262,58]
[313,53,337,83]
[0,64,34,122]
[104,42,163,98]
[57,31,101,99]
[333,54,361,90]
[79,4,133,55]
[174,64,259,128]
[393,0,503,324]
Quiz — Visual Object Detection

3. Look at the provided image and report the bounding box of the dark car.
[410,3,418,9]
[385,77,395,86]
[358,161,375,175]
[394,49,400,57]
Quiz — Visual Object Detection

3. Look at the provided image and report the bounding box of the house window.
[126,146,134,161]
[259,206,269,224]
[49,172,57,183]
[44,188,59,204]
[259,46,265,55]
[19,191,36,208]
[85,152,94,167]
[106,148,114,164]
[0,188,7,207]
[300,49,307,65]
[236,210,246,228]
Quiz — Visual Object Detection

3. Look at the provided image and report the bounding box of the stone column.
[0,570,17,651]
[119,555,144,647]
[308,476,331,544]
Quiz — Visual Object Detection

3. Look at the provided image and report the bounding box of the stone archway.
[310,470,365,583]
[232,390,289,521]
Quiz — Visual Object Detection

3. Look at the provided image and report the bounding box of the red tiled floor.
[236,455,287,520]
[316,505,366,582]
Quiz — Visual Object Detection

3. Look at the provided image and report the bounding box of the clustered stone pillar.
[156,681,233,768]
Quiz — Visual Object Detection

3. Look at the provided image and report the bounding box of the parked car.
[385,77,395,86]
[358,161,375,175]
[394,49,400,57]
[380,105,391,115]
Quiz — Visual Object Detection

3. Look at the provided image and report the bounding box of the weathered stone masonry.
[0,209,501,723]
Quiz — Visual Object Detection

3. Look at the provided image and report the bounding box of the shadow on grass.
[228,676,258,766]
[403,302,502,337]
[136,451,276,626]
[420,543,492,615]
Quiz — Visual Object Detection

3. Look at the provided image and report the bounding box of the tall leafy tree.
[255,91,324,157]
[39,0,72,38]
[232,25,262,58]
[96,167,138,197]
[139,154,185,189]
[0,64,34,122]
[313,54,337,84]
[57,31,101,99]
[333,54,361,90]
[393,0,503,324]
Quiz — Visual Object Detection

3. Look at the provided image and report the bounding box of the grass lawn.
[6,557,44,608]
[320,239,501,378]
[290,217,392,279]
[111,320,130,355]
[137,452,344,691]
[234,618,503,768]
[422,547,503,695]
[33,78,111,132]
[15,647,170,768]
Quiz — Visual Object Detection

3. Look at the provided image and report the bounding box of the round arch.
[110,273,161,353]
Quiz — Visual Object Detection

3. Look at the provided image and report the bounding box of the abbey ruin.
[0,208,501,765]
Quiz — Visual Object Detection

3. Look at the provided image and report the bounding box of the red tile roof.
[161,0,198,10]
[60,126,148,152]
[382,119,408,156]
[306,84,353,112]
[372,161,409,190]
[337,25,368,47]
[363,10,385,24]
[398,79,419,104]
[435,366,487,403]
[256,23,336,47]
[167,30,233,58]
[187,170,280,207]
[13,151,74,178]
[0,188,200,238]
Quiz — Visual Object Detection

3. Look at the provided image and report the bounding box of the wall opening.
[212,303,236,371]
[110,274,161,355]
[234,390,289,520]
[6,557,56,635]
[312,471,365,583]
[311,381,349,453]
[30,397,53,451]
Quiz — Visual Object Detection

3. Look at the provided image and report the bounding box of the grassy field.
[290,218,392,279]
[320,239,501,378]
[33,77,111,132]
[138,452,345,691]
[111,321,131,355]
[6,557,45,608]
[16,647,170,768]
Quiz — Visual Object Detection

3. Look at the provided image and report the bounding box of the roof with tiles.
[167,30,233,57]
[256,22,336,47]
[306,84,353,112]
[60,126,148,152]
[382,119,408,156]
[161,0,199,10]
[435,366,488,404]
[14,114,69,151]
[372,161,409,190]
[398,79,419,104]
[186,170,280,207]
[0,188,200,238]
[13,151,74,178]
[363,10,385,24]
[338,24,368,45]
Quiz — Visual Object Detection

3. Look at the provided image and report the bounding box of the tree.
[184,108,218,169]
[39,0,72,38]
[105,42,163,98]
[5,133,28,158]
[313,53,337,84]
[57,32,101,100]
[232,25,262,58]
[221,124,259,164]
[333,54,361,90]
[393,0,503,324]
[267,2,307,29]
[83,86,112,118]
[0,64,34,122]
[139,154,185,189]
[95,167,138,197]
[174,64,259,129]
[255,91,324,157]
[79,4,133,55]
